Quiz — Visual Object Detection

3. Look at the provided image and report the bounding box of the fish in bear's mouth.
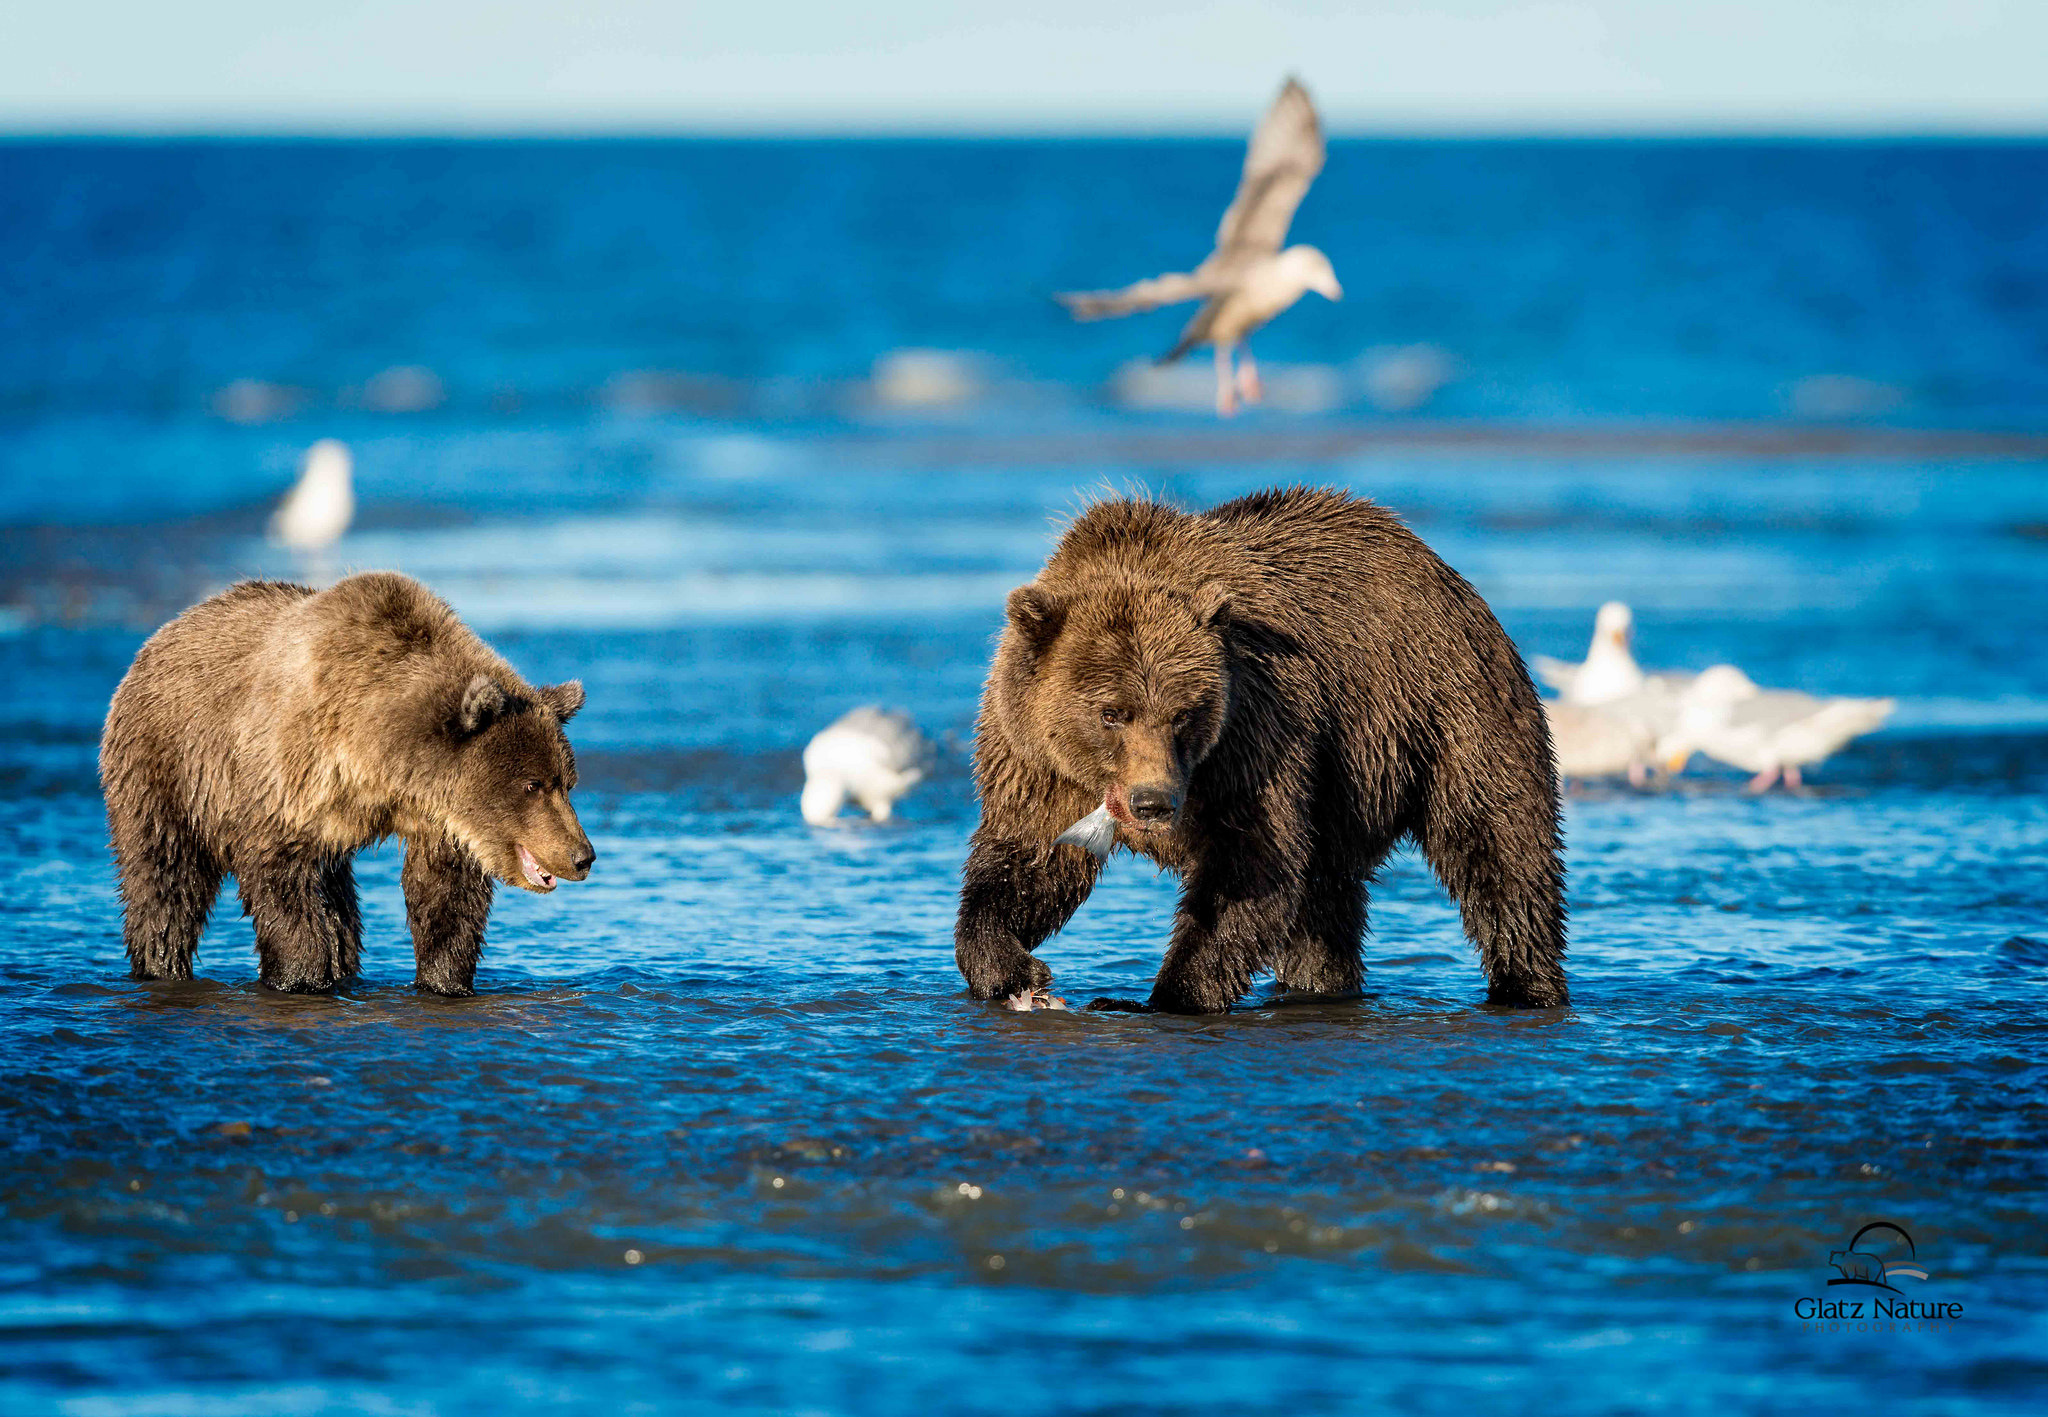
[517,844,557,892]
[1054,786,1174,862]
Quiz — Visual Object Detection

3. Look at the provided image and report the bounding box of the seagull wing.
[1159,295,1228,365]
[1777,698,1894,761]
[1213,77,1325,258]
[1057,270,1220,321]
[1529,655,1582,693]
[1726,689,1829,733]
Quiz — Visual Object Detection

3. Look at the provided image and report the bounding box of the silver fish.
[1054,803,1117,862]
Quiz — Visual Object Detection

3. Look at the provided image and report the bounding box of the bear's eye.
[1100,707,1126,728]
[1172,710,1191,730]
[523,779,542,795]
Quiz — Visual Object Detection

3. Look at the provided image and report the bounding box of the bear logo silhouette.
[1825,1222,1925,1292]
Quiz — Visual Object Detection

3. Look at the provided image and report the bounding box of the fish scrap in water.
[1054,804,1117,861]
[1005,989,1068,1012]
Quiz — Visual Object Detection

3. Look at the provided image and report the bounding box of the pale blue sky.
[4,0,2043,134]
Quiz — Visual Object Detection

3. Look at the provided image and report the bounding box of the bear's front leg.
[1147,833,1305,1014]
[955,834,1100,1003]
[403,834,494,996]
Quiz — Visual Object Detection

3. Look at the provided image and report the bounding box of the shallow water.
[4,141,2048,1413]
[6,450,2047,1414]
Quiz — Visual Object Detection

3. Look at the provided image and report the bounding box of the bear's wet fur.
[100,572,594,995]
[955,486,1568,1013]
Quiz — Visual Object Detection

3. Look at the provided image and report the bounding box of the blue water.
[2,139,2047,1415]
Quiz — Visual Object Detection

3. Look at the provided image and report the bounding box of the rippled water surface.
[3,141,2047,1414]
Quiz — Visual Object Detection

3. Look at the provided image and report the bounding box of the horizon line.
[6,118,2048,142]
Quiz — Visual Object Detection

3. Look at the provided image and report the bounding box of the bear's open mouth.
[517,844,557,892]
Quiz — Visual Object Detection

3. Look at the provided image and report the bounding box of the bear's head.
[997,576,1233,835]
[444,675,595,893]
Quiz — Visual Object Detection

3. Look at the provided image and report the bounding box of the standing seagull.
[1656,666,1895,793]
[1531,602,1650,706]
[1058,78,1342,417]
[1544,699,1661,787]
[268,439,355,554]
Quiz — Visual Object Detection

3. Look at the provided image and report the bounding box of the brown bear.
[100,572,594,995]
[954,486,1567,1014]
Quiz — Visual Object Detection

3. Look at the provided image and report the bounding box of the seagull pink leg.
[1236,346,1263,405]
[1745,765,1780,794]
[1784,763,1804,791]
[1214,345,1237,418]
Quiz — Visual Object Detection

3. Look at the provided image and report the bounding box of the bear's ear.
[1190,580,1232,630]
[1005,585,1066,650]
[538,680,585,724]
[457,674,509,737]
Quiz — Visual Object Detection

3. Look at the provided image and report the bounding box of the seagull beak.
[1664,750,1690,773]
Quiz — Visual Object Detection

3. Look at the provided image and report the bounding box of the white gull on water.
[1535,602,1695,784]
[268,439,355,555]
[800,707,935,826]
[1057,77,1342,418]
[1655,665,1895,792]
[1531,601,1670,705]
[1544,698,1662,787]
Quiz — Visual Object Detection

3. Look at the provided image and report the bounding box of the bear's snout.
[554,837,595,881]
[1127,785,1180,825]
[516,799,595,890]
[542,826,596,883]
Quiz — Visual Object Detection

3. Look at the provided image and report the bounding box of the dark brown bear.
[954,487,1567,1014]
[100,572,594,995]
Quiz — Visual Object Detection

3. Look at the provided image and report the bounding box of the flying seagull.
[1058,77,1342,418]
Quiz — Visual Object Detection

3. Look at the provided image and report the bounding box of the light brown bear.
[100,572,593,994]
[955,486,1568,1014]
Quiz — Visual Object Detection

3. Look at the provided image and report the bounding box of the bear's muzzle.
[1127,785,1179,825]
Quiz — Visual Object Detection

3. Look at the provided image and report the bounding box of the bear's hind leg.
[237,847,353,993]
[1275,865,1365,997]
[321,857,363,984]
[111,806,223,982]
[1419,795,1569,1009]
[1149,826,1306,1014]
[403,835,493,996]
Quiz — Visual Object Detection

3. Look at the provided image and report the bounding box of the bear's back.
[103,573,509,841]
[112,580,313,715]
[1050,487,1482,654]
[296,572,484,690]
[227,571,504,760]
